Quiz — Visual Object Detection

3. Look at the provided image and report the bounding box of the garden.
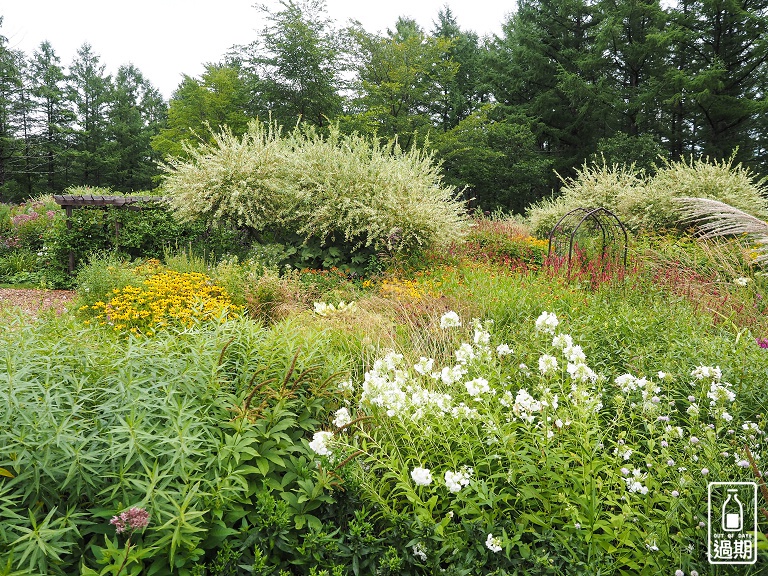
[1,123,767,575]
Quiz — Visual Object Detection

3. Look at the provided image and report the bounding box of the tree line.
[1,0,767,212]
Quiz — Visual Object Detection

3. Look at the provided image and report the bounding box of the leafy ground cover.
[0,219,767,575]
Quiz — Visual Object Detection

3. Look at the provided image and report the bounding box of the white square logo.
[707,482,758,564]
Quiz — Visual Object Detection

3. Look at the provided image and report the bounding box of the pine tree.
[104,64,166,191]
[429,7,488,132]
[28,41,73,192]
[489,0,607,184]
[0,19,25,200]
[68,43,112,186]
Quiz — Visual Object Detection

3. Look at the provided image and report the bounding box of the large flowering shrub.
[311,311,767,574]
[526,156,768,238]
[161,120,469,271]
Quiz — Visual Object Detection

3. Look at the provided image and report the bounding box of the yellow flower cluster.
[379,277,442,301]
[89,269,240,336]
[521,236,549,251]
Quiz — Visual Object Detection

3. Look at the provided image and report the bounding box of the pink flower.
[756,338,768,349]
[110,507,150,534]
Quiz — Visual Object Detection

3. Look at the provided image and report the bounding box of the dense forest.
[1,0,767,212]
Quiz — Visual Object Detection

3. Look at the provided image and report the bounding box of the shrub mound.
[160,121,469,271]
[526,155,768,238]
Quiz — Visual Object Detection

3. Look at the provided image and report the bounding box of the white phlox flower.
[309,431,334,456]
[552,333,573,350]
[412,543,427,562]
[440,310,461,329]
[564,344,586,363]
[444,466,473,493]
[411,466,433,486]
[465,377,491,398]
[535,311,559,334]
[538,354,559,375]
[485,533,503,553]
[455,343,476,364]
[567,362,597,383]
[414,356,435,375]
[496,343,513,356]
[333,407,352,428]
[691,365,722,381]
[512,388,542,423]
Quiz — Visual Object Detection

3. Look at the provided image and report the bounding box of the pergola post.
[53,194,165,274]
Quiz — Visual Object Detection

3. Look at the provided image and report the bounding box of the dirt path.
[0,288,77,317]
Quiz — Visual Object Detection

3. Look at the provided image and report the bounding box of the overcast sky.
[1,1,511,100]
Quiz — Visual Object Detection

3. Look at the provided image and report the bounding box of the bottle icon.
[722,488,743,532]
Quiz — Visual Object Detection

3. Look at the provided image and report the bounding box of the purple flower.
[757,338,768,349]
[110,507,150,534]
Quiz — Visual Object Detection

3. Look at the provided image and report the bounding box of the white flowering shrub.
[161,120,469,270]
[526,156,768,237]
[311,311,767,573]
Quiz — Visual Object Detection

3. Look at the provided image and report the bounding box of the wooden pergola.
[53,194,166,273]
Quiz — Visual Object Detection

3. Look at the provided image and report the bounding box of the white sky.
[1,1,512,100]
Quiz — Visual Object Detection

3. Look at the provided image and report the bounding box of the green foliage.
[433,105,552,213]
[341,18,458,149]
[151,63,254,159]
[3,231,768,573]
[232,0,345,128]
[162,120,469,272]
[526,155,768,237]
[38,187,244,286]
[0,315,362,575]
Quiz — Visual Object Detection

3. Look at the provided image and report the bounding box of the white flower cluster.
[412,542,427,562]
[444,466,473,493]
[485,533,503,553]
[538,354,559,375]
[511,388,542,423]
[359,351,460,420]
[614,372,664,413]
[309,430,334,456]
[706,380,736,405]
[496,343,513,356]
[549,326,600,388]
[333,407,352,428]
[691,365,722,381]
[567,362,597,383]
[622,467,649,495]
[440,310,461,328]
[411,466,433,486]
[359,313,508,420]
[313,300,356,317]
[691,366,736,413]
[535,311,559,334]
[465,377,491,398]
[615,373,648,394]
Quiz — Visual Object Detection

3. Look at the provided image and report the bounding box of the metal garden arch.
[547,207,628,278]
